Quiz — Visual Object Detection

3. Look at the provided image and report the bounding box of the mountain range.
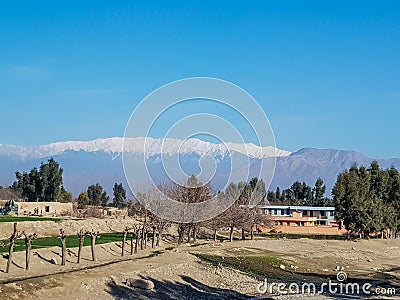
[0,137,399,198]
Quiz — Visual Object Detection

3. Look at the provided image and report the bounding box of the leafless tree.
[86,230,100,261]
[134,227,140,254]
[23,231,38,271]
[121,226,135,257]
[169,176,213,244]
[77,229,85,263]
[204,211,227,241]
[147,205,171,247]
[6,223,23,273]
[59,229,67,265]
[130,227,138,255]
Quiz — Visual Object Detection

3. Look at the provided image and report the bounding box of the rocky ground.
[0,234,399,300]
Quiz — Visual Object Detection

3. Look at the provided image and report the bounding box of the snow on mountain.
[0,137,291,160]
[1,138,399,197]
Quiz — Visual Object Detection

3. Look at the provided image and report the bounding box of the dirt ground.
[0,234,399,300]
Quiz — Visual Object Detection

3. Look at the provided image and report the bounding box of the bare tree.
[134,228,140,254]
[147,210,171,247]
[130,227,138,255]
[6,223,23,273]
[86,230,100,261]
[23,231,38,271]
[77,229,85,264]
[59,229,67,265]
[171,176,213,244]
[204,212,227,241]
[121,226,135,257]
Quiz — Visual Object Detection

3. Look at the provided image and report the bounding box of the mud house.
[0,200,73,216]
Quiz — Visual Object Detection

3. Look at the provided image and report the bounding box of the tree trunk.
[6,223,18,273]
[77,234,85,264]
[60,229,67,266]
[213,229,217,242]
[250,226,254,240]
[229,226,234,242]
[178,227,184,244]
[61,238,66,266]
[187,227,191,242]
[241,228,246,240]
[135,230,140,254]
[130,232,134,255]
[192,226,197,242]
[152,228,156,248]
[156,232,161,246]
[25,239,32,270]
[144,231,147,249]
[122,230,128,257]
[90,235,97,261]
[140,229,144,250]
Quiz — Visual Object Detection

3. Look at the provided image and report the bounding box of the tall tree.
[77,191,90,206]
[39,158,64,201]
[87,183,109,206]
[113,183,126,209]
[333,162,399,238]
[11,158,65,202]
[313,177,327,206]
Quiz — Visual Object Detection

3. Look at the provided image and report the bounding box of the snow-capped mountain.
[0,137,291,160]
[0,137,399,197]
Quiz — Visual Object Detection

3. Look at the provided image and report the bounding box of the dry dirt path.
[0,238,399,299]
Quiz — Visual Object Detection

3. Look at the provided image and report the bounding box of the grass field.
[0,232,131,253]
[193,253,288,278]
[0,215,61,223]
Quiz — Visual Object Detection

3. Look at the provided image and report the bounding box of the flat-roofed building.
[259,205,346,235]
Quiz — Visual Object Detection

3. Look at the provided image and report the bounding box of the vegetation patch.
[0,216,61,223]
[193,253,288,278]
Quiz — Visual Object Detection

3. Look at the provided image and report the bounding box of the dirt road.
[0,238,399,299]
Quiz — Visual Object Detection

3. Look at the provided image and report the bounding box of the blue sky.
[0,1,399,158]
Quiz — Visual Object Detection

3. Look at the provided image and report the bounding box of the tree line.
[333,161,400,238]
[10,158,71,202]
[132,176,270,244]
[5,158,127,209]
[266,177,332,207]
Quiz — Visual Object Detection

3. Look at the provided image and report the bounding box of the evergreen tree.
[313,177,327,206]
[77,191,90,206]
[87,183,109,207]
[11,158,65,202]
[39,158,64,201]
[333,162,399,238]
[113,183,126,209]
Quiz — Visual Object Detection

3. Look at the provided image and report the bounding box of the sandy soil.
[0,236,399,300]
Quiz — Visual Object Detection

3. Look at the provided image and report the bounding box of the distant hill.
[0,137,398,197]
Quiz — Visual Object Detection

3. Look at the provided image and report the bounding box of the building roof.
[270,216,317,222]
[260,205,335,211]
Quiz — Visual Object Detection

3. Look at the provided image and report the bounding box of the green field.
[0,215,61,223]
[194,253,288,278]
[0,232,132,253]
